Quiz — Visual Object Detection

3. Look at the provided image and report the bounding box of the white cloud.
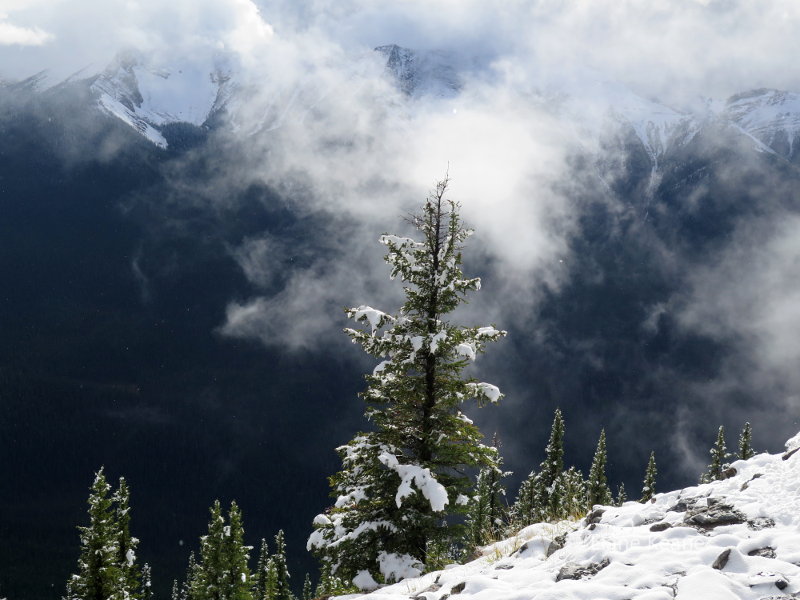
[0,18,51,46]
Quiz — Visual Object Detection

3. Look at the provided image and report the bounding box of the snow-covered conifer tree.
[309,177,506,588]
[508,471,544,530]
[615,483,627,507]
[180,552,197,600]
[192,501,253,600]
[113,478,141,597]
[701,426,729,483]
[640,451,657,502]
[466,457,510,547]
[302,574,312,600]
[739,422,755,460]
[539,409,565,516]
[253,539,269,600]
[270,531,291,600]
[225,503,253,600]
[586,430,613,508]
[140,564,153,600]
[65,468,134,600]
[559,467,587,518]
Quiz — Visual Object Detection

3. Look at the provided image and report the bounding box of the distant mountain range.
[6,44,798,169]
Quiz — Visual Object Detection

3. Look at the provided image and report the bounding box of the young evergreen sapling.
[270,530,292,600]
[700,426,729,483]
[615,483,627,507]
[640,451,657,503]
[739,422,755,460]
[586,430,613,508]
[141,564,153,600]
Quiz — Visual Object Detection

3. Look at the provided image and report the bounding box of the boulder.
[556,558,610,581]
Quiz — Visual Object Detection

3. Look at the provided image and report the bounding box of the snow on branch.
[378,452,449,512]
[348,305,395,333]
[466,382,503,404]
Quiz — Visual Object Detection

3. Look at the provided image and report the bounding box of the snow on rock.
[378,452,449,512]
[786,431,800,452]
[343,432,800,600]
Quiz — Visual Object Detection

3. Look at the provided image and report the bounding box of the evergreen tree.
[559,467,587,518]
[615,483,627,507]
[640,451,657,503]
[253,540,269,600]
[263,560,278,600]
[466,436,510,547]
[309,178,506,587]
[114,478,141,597]
[141,564,153,600]
[700,426,729,483]
[539,409,565,516]
[466,465,509,547]
[192,501,253,600]
[586,430,613,508]
[225,503,253,600]
[270,531,291,600]
[508,471,544,529]
[302,574,312,600]
[171,581,180,600]
[739,422,755,460]
[181,552,197,600]
[65,468,131,600]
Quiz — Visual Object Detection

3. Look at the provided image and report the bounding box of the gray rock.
[684,502,746,530]
[412,583,441,599]
[650,522,672,532]
[555,558,610,581]
[782,447,799,461]
[748,547,776,559]
[741,473,763,491]
[712,548,732,570]
[720,467,738,480]
[585,508,605,526]
[450,582,466,595]
[748,517,776,530]
[546,536,566,557]
[668,497,699,513]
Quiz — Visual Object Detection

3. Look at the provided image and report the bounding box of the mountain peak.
[374,44,461,98]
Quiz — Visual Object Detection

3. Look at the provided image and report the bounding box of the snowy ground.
[340,433,800,600]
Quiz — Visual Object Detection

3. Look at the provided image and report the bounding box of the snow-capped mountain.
[344,433,800,600]
[724,89,800,161]
[374,44,461,98]
[11,43,800,166]
[89,51,232,148]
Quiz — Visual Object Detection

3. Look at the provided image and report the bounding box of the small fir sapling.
[640,451,657,503]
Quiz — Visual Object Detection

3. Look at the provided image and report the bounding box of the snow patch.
[378,552,423,583]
